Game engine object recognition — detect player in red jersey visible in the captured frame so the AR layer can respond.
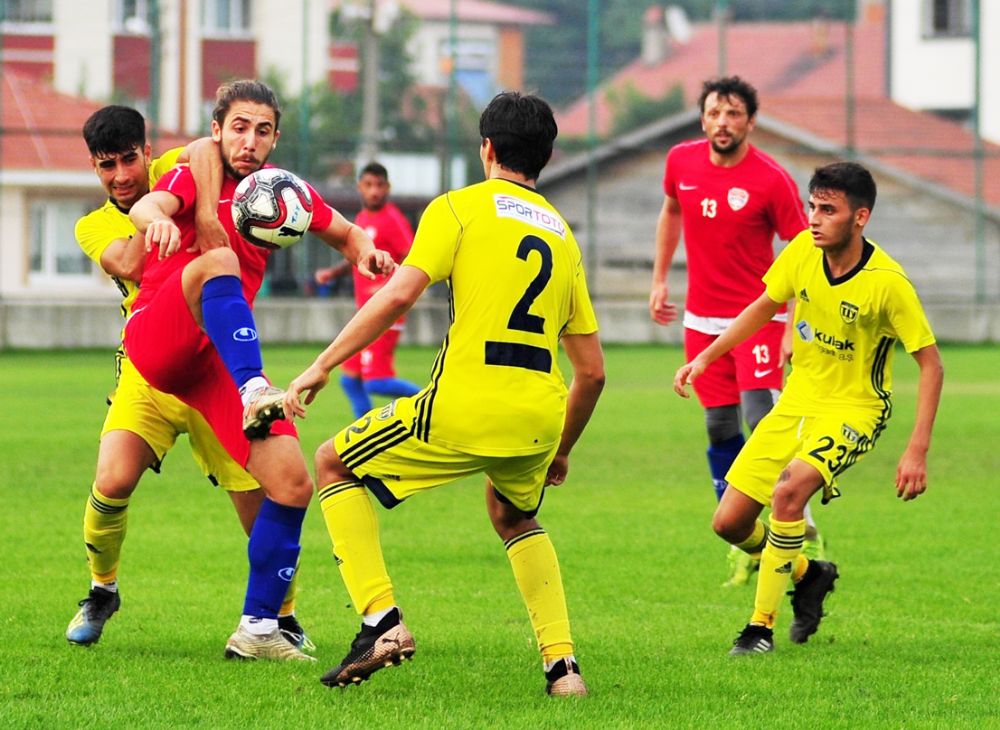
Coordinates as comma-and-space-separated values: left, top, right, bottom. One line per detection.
315, 162, 421, 417
125, 79, 393, 661
649, 76, 825, 584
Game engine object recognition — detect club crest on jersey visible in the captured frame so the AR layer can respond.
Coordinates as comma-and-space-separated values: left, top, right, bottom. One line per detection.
841, 424, 860, 444
727, 187, 749, 211
840, 301, 859, 324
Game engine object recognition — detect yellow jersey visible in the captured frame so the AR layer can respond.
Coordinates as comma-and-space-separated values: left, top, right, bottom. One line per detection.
75, 147, 184, 322
764, 231, 936, 416
403, 178, 599, 456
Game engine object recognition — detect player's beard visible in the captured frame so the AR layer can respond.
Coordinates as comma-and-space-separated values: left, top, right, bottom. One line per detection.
221, 148, 271, 181
709, 132, 745, 157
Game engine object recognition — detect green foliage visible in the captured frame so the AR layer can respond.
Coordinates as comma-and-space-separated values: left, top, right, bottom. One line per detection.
2, 344, 998, 728
606, 82, 685, 137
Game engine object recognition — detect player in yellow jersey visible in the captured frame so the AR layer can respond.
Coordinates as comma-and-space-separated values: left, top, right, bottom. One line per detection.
284, 92, 605, 695
674, 161, 943, 655
66, 106, 311, 651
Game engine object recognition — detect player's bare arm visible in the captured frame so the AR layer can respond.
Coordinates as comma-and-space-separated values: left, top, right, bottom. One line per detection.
285, 265, 430, 416
895, 344, 944, 501
780, 306, 796, 366
316, 214, 394, 280
673, 292, 783, 397
650, 195, 682, 325
185, 137, 228, 253
98, 234, 146, 282
545, 332, 606, 486
129, 190, 183, 260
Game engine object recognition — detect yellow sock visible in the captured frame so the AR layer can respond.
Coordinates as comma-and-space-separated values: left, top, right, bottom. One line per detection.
750, 516, 805, 628
317, 481, 394, 615
734, 519, 768, 558
505, 529, 573, 663
279, 558, 300, 617
83, 483, 130, 584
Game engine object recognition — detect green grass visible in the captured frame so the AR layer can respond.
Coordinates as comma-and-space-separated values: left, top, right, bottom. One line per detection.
1, 345, 998, 729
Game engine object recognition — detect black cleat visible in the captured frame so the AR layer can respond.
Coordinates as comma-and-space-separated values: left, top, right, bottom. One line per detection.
729, 623, 774, 655
66, 587, 121, 645
278, 614, 316, 652
320, 608, 415, 688
789, 560, 839, 644
545, 658, 588, 696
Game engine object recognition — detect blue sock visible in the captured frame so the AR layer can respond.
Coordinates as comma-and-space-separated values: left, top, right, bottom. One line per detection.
243, 499, 306, 619
707, 433, 745, 501
340, 374, 372, 418
201, 275, 263, 388
364, 377, 421, 399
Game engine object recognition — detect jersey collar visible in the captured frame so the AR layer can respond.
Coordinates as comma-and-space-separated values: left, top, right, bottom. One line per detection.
823, 237, 874, 286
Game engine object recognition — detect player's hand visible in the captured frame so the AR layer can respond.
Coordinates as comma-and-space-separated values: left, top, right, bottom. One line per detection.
284, 363, 330, 418
544, 454, 569, 486
144, 218, 183, 260
315, 267, 335, 285
191, 214, 229, 253
357, 250, 396, 280
673, 359, 705, 398
649, 284, 678, 325
895, 446, 928, 501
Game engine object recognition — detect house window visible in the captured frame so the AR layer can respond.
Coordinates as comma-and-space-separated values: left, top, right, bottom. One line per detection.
202, 0, 251, 35
29, 200, 93, 280
925, 0, 971, 37
113, 0, 151, 34
0, 0, 53, 24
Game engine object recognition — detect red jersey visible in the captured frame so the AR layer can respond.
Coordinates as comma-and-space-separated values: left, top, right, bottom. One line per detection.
133, 165, 335, 312
352, 202, 414, 307
663, 140, 806, 318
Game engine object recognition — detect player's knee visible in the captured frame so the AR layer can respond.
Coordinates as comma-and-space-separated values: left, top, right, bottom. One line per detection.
93, 466, 141, 500
711, 510, 745, 544
191, 247, 240, 281
314, 439, 351, 488
770, 484, 810, 520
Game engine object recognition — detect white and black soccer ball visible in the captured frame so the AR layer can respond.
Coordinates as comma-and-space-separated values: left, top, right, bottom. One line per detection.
231, 168, 314, 250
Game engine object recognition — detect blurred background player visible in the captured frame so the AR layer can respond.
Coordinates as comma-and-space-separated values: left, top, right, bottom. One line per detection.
314, 162, 421, 417
285, 91, 605, 696
649, 75, 826, 585
674, 161, 943, 655
126, 80, 390, 661
67, 105, 310, 651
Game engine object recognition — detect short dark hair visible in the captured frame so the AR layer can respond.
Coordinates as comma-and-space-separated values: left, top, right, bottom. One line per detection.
809, 161, 877, 212
212, 79, 281, 130
359, 161, 388, 181
478, 91, 557, 181
698, 75, 759, 119
83, 105, 146, 157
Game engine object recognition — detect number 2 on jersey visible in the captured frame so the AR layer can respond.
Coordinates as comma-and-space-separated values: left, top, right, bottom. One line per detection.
484, 235, 553, 373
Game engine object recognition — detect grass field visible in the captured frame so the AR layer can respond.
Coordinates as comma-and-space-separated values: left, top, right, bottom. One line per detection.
2, 344, 998, 729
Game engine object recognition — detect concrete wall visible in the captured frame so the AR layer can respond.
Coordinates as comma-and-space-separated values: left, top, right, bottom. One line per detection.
2, 297, 998, 349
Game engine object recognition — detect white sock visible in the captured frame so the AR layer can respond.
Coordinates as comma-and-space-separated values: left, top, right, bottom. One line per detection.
362, 606, 396, 627
544, 655, 576, 673
92, 580, 118, 593
239, 376, 270, 406
240, 615, 278, 635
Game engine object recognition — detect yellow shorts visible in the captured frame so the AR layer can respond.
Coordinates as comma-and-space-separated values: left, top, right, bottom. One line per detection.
333, 398, 558, 515
726, 409, 886, 507
102, 359, 258, 492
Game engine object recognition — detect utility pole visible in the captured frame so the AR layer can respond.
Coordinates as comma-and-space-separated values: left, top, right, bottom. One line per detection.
359, 0, 380, 163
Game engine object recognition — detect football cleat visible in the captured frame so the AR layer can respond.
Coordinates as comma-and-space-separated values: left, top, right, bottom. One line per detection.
66, 586, 121, 646
545, 658, 588, 697
729, 623, 775, 656
241, 385, 287, 440
321, 608, 415, 687
224, 625, 316, 662
788, 560, 839, 644
278, 614, 316, 653
722, 546, 760, 587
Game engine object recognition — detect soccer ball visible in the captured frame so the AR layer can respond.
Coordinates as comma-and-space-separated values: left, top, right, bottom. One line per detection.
231, 168, 314, 250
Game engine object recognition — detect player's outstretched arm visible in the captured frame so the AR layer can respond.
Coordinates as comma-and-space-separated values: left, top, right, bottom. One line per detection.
649, 196, 682, 326
895, 344, 944, 501
129, 190, 183, 260
673, 292, 782, 397
545, 332, 606, 486
315, 213, 395, 280
285, 265, 430, 417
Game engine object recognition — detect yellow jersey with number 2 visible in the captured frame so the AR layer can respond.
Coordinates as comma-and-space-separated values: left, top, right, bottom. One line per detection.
403, 178, 599, 457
